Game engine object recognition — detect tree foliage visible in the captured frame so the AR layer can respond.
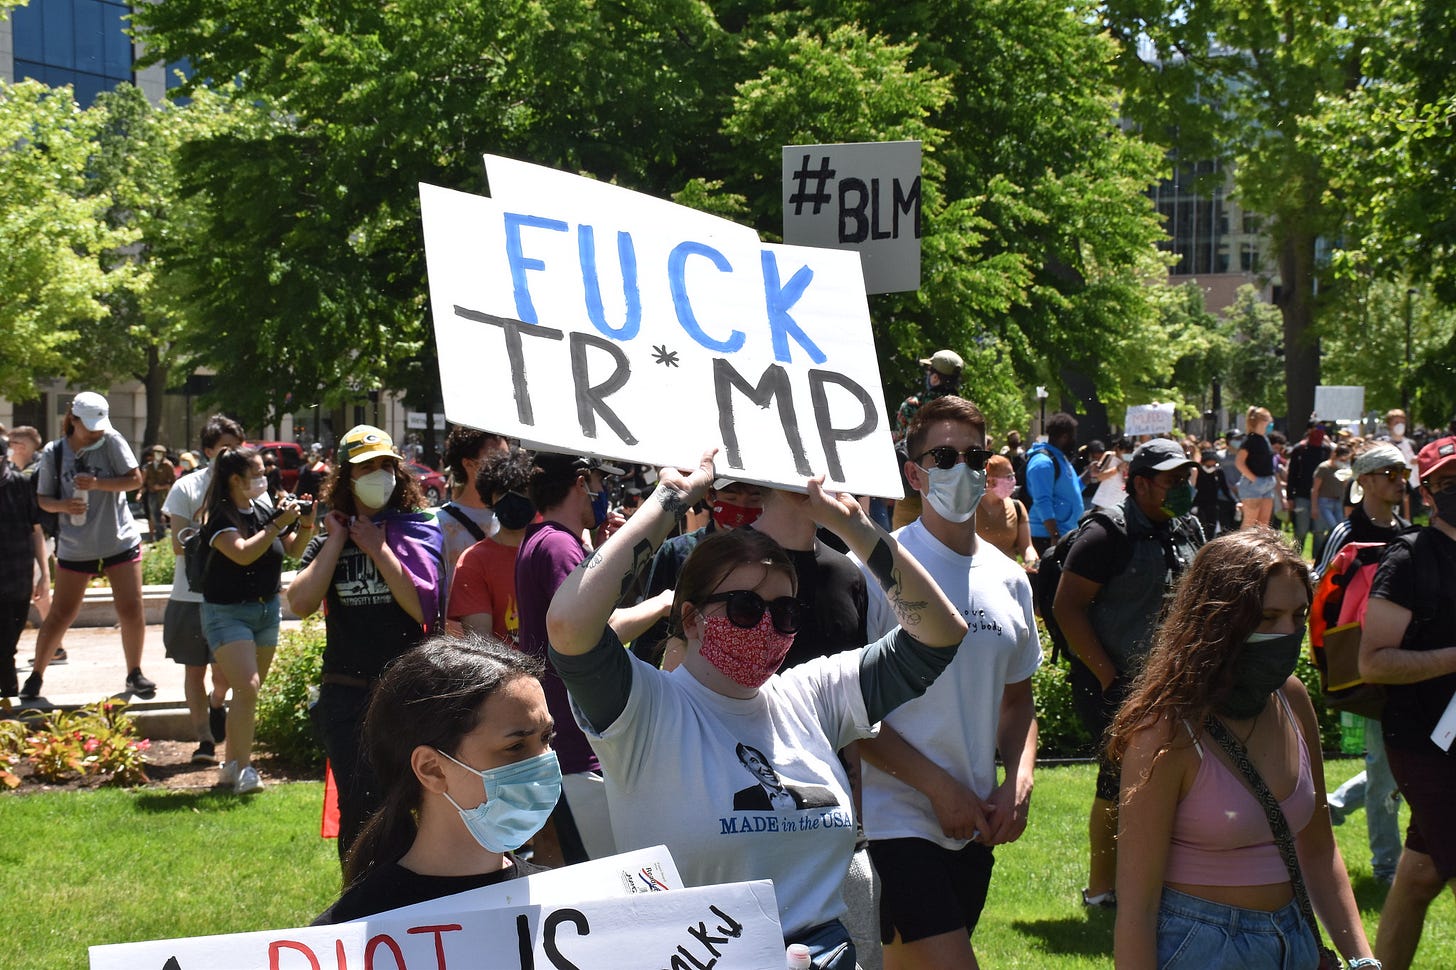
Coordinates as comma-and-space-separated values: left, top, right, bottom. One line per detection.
132, 0, 1171, 435
0, 80, 117, 401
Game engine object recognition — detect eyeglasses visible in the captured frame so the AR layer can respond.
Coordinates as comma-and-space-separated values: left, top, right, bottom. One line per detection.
699, 590, 802, 635
1372, 466, 1406, 482
915, 446, 993, 471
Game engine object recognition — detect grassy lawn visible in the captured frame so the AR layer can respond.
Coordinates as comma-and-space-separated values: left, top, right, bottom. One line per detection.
2, 761, 1451, 969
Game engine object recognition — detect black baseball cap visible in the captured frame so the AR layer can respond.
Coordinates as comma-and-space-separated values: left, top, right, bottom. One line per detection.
1129, 439, 1196, 476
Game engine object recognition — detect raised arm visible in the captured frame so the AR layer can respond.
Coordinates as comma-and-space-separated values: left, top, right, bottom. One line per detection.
548, 449, 717, 656
802, 478, 965, 648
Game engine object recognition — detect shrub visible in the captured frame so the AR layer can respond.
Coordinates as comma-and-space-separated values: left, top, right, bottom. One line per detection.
255, 615, 326, 770
141, 540, 175, 586
0, 701, 150, 787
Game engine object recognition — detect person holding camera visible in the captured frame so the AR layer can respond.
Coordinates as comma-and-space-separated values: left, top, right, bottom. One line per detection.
195, 446, 315, 794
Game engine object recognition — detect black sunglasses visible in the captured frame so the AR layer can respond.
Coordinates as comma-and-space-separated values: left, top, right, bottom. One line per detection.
700, 590, 802, 635
915, 446, 994, 472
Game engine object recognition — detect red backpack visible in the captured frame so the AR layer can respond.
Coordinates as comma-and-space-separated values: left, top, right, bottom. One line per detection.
1309, 533, 1417, 718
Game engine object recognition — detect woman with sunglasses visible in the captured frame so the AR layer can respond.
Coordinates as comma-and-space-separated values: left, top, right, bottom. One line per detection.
546, 450, 966, 969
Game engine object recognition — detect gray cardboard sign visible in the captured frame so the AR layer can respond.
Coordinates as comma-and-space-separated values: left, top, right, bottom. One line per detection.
782, 141, 922, 294
1313, 386, 1365, 423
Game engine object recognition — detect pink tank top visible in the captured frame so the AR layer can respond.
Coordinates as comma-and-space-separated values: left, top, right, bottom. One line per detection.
1163, 693, 1316, 886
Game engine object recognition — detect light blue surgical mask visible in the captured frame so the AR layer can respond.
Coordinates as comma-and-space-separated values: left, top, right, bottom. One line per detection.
922, 463, 986, 523
437, 749, 561, 853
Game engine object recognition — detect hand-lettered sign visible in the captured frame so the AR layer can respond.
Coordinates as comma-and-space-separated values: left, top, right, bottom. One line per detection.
420, 156, 902, 498
1124, 403, 1176, 437
781, 141, 922, 295
89, 880, 784, 970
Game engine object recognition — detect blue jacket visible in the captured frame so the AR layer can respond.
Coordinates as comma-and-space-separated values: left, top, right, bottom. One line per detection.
1026, 441, 1084, 537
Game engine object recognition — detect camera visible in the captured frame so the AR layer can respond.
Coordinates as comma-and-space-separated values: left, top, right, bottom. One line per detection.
296, 500, 314, 516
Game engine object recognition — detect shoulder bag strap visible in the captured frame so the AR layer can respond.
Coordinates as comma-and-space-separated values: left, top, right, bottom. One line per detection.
1202, 713, 1335, 961
441, 502, 486, 542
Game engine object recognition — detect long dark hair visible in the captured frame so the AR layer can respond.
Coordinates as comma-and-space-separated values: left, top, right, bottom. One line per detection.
1107, 527, 1311, 775
669, 528, 797, 638
342, 634, 545, 887
321, 455, 424, 517
198, 446, 260, 531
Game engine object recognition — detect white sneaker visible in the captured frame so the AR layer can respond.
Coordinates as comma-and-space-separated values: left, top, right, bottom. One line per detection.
218, 760, 240, 788
235, 765, 265, 795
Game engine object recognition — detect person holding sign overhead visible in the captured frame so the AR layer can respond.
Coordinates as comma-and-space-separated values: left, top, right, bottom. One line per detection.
315, 634, 553, 924
545, 448, 967, 969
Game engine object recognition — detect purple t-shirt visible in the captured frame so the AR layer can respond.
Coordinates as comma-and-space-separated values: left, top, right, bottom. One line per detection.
515, 520, 600, 775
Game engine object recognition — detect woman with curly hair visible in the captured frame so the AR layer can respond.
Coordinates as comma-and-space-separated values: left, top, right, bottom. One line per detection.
1110, 528, 1374, 969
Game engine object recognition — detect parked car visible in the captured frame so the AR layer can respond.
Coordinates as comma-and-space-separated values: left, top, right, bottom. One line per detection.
250, 441, 306, 492
407, 461, 448, 506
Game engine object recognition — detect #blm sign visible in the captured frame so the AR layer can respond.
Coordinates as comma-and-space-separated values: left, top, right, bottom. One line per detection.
1124, 403, 1176, 437
1313, 386, 1366, 424
420, 155, 902, 498
781, 141, 922, 295
90, 880, 784, 970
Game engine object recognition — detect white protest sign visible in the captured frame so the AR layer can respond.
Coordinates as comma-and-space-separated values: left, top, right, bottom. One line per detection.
1124, 402, 1176, 436
405, 412, 446, 431
781, 141, 922, 295
420, 156, 901, 497
1313, 386, 1366, 423
90, 880, 783, 970
375, 845, 681, 921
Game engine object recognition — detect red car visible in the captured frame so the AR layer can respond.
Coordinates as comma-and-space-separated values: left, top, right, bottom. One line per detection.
407, 461, 448, 506
250, 441, 305, 492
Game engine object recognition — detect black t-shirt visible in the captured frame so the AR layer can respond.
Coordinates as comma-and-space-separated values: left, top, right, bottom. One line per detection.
301, 533, 429, 679
1193, 465, 1235, 507
313, 854, 547, 924
0, 463, 40, 602
201, 503, 285, 603
1369, 527, 1456, 753
1240, 433, 1275, 477
1060, 517, 1128, 585
768, 536, 869, 671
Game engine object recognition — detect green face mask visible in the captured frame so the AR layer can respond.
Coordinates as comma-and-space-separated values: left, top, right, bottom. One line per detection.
1160, 481, 1195, 518
1216, 630, 1304, 720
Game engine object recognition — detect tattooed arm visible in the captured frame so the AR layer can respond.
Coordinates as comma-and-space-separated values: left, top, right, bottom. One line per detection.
547, 449, 717, 656
804, 477, 967, 649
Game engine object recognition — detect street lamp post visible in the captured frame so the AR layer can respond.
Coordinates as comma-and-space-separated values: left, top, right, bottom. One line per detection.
1036, 386, 1049, 440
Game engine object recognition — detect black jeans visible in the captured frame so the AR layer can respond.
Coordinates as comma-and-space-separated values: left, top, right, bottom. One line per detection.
0, 599, 27, 696
316, 683, 377, 863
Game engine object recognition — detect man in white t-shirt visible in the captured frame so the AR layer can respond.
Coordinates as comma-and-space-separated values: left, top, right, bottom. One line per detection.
162, 415, 244, 764
859, 394, 1041, 970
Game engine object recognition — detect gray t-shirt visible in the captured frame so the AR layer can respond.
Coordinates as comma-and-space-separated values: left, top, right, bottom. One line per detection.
37, 432, 140, 561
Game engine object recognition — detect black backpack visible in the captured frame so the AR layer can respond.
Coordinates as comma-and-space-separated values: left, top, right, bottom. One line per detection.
182, 524, 213, 593
34, 441, 62, 539
1034, 506, 1130, 663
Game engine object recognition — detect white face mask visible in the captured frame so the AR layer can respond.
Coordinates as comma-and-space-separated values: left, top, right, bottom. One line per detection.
351, 468, 396, 508
1391, 422, 1406, 437
922, 463, 987, 523
246, 476, 268, 500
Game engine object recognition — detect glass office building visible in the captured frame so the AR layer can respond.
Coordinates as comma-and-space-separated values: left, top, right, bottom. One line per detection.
1, 0, 166, 103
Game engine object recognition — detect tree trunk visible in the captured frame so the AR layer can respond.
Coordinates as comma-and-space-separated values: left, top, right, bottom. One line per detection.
1276, 230, 1320, 428
142, 345, 169, 451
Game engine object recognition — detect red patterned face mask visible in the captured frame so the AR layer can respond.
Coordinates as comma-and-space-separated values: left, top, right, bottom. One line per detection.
697, 614, 795, 688
711, 500, 762, 530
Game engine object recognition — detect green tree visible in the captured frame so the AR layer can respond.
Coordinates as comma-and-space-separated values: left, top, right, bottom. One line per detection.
0, 80, 116, 401
1221, 285, 1286, 421
1102, 0, 1383, 429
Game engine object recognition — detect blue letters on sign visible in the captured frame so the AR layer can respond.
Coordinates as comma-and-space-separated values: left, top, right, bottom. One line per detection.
578, 225, 642, 340
668, 241, 746, 353
761, 251, 827, 365
504, 212, 569, 325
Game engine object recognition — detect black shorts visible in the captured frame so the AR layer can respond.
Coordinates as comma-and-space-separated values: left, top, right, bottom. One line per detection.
1387, 743, 1456, 881
869, 837, 994, 944
58, 545, 141, 575
1069, 658, 1121, 802
163, 599, 211, 667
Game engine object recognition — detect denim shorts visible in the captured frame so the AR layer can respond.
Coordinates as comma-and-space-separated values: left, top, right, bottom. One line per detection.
200, 597, 281, 651
1157, 887, 1318, 969
1240, 474, 1279, 500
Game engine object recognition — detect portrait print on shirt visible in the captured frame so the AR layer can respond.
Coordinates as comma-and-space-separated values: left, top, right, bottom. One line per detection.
729, 742, 838, 812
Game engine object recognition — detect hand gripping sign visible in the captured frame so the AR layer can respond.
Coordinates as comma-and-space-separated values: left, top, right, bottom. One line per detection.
89, 881, 784, 970
419, 156, 903, 498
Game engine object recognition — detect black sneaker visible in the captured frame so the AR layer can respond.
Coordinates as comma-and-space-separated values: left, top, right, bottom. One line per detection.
125, 668, 157, 696
209, 704, 228, 743
191, 740, 218, 764
19, 673, 42, 701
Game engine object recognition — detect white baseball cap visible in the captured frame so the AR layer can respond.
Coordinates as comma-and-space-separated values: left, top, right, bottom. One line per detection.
71, 391, 113, 433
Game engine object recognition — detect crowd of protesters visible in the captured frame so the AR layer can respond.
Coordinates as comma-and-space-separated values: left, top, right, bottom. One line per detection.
6, 374, 1456, 970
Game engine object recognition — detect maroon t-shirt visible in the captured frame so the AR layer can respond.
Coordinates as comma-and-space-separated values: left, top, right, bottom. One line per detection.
515, 520, 600, 775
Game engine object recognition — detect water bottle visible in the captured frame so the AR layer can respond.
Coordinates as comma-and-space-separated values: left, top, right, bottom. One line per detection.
70, 477, 89, 527
785, 943, 812, 969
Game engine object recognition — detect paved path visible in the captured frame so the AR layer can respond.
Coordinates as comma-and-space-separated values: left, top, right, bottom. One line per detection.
10, 619, 303, 739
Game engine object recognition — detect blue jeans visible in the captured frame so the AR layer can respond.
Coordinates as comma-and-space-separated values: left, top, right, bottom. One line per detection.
1327, 717, 1401, 880
1290, 497, 1312, 553
1157, 888, 1318, 969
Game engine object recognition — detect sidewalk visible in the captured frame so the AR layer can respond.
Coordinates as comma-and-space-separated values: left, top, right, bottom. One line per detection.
9, 619, 303, 740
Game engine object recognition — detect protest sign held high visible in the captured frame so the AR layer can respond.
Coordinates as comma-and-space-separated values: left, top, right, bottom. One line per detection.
420, 156, 902, 498
1124, 402, 1176, 437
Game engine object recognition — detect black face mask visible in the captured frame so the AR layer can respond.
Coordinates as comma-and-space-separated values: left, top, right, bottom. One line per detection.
1430, 484, 1456, 526
1216, 631, 1304, 719
493, 492, 535, 530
